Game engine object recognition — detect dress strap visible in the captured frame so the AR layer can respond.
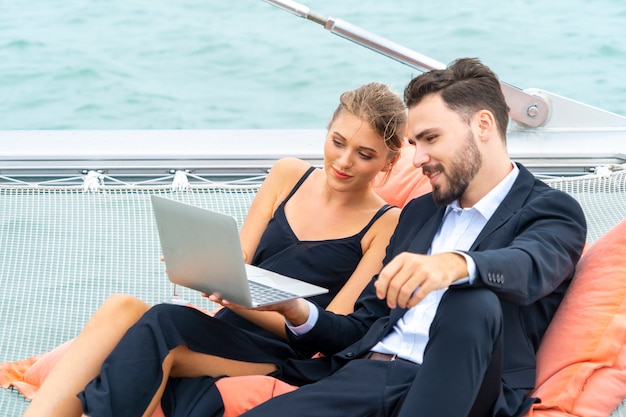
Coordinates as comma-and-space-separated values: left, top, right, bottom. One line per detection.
355, 204, 395, 238
278, 166, 317, 207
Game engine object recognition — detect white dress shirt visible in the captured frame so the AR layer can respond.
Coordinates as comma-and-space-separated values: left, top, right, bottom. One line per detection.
289, 163, 520, 365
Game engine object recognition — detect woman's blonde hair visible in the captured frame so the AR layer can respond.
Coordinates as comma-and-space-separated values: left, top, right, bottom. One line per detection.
328, 82, 406, 159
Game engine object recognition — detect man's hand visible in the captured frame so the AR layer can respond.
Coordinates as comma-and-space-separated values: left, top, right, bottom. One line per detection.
374, 252, 468, 309
206, 294, 311, 326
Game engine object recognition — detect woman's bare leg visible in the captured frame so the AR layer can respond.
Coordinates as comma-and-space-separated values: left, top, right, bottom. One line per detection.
138, 345, 278, 417
170, 345, 278, 378
23, 294, 150, 417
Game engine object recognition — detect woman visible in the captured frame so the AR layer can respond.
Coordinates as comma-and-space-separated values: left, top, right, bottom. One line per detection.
22, 81, 407, 417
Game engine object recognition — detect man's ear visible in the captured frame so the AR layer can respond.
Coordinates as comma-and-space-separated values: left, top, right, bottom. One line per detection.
476, 109, 496, 141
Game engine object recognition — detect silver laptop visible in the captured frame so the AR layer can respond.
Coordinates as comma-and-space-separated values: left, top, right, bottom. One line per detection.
149, 195, 328, 308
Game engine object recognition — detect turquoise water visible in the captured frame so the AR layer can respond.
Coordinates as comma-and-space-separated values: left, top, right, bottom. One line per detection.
1, 0, 625, 130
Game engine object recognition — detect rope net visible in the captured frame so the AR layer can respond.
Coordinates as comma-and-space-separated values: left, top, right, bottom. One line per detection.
1, 170, 625, 416
0, 184, 259, 415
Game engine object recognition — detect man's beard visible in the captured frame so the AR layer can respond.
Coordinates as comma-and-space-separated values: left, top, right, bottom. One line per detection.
429, 131, 482, 207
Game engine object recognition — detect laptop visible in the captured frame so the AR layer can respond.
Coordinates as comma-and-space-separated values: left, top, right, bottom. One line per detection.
149, 195, 328, 308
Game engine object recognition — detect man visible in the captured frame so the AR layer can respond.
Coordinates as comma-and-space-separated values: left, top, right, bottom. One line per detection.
237, 57, 587, 416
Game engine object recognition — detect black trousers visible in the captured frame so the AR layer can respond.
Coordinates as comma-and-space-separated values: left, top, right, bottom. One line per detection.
242, 288, 504, 417
80, 288, 504, 417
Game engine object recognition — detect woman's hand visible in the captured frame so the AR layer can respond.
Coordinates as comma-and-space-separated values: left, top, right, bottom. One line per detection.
203, 293, 247, 311
160, 255, 167, 274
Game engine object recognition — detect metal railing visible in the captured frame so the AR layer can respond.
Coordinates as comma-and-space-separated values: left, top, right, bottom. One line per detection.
262, 0, 626, 131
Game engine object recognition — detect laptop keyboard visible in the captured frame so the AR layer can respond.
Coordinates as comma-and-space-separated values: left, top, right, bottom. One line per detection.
248, 280, 299, 305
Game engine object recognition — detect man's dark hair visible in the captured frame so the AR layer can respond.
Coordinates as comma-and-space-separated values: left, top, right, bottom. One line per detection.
403, 58, 510, 140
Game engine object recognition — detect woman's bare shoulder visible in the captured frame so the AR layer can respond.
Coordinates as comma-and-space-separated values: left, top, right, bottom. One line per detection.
270, 157, 312, 174
378, 204, 401, 228
267, 157, 314, 185
367, 202, 401, 239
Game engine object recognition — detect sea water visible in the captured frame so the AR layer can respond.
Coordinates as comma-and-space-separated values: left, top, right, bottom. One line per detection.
0, 0, 625, 130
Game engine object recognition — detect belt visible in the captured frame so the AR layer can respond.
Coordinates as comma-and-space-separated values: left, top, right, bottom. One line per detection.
362, 351, 418, 365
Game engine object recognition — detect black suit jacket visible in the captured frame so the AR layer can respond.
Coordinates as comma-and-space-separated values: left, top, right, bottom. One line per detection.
279, 164, 586, 411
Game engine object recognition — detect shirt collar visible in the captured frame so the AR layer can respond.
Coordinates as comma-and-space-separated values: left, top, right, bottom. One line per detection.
446, 162, 519, 221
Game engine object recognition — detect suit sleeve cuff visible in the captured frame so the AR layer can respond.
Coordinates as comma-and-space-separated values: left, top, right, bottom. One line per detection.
286, 300, 319, 335
451, 251, 476, 285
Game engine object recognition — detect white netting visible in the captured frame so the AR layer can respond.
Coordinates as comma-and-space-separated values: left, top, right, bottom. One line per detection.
1, 170, 625, 416
544, 168, 626, 243
0, 184, 259, 416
